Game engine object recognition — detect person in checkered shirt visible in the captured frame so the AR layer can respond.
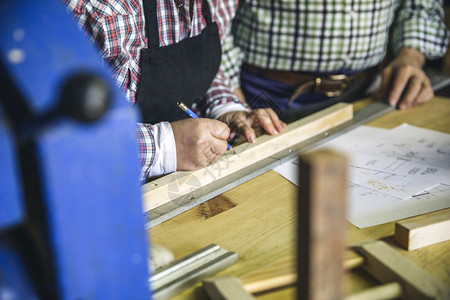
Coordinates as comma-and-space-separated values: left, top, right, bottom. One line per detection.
222, 0, 449, 121
64, 0, 287, 181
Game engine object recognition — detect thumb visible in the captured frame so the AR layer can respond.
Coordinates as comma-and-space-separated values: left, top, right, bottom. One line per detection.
207, 119, 231, 141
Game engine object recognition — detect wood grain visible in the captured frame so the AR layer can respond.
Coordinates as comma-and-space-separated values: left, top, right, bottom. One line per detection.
394, 209, 450, 251
149, 97, 450, 300
297, 150, 348, 300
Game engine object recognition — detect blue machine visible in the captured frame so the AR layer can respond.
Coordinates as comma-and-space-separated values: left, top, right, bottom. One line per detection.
0, 0, 151, 298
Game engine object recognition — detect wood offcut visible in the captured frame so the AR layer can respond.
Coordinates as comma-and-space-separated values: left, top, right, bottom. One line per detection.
394, 209, 450, 251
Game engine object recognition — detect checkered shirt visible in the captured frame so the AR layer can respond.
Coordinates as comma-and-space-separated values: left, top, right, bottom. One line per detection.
222, 0, 450, 89
64, 0, 243, 180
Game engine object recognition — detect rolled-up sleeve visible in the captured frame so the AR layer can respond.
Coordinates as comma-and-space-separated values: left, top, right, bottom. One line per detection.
392, 0, 449, 59
136, 122, 177, 181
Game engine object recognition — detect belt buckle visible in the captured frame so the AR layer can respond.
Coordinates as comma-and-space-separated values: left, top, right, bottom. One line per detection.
314, 74, 348, 97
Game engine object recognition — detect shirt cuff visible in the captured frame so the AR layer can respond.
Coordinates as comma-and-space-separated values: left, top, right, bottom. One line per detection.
149, 121, 177, 177
210, 102, 249, 119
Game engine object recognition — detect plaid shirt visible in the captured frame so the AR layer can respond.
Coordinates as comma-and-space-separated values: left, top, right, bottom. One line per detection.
64, 0, 244, 180
222, 0, 450, 89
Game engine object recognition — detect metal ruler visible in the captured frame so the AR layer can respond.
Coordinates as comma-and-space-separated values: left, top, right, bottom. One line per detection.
146, 101, 394, 228
150, 244, 237, 300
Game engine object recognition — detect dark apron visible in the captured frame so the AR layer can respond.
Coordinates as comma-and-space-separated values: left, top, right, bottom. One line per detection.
136, 0, 222, 124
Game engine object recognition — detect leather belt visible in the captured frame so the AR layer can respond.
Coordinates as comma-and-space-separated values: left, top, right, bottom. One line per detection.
242, 63, 366, 107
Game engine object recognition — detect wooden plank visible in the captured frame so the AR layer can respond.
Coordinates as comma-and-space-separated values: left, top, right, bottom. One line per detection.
142, 103, 353, 212
297, 149, 348, 300
203, 276, 255, 300
353, 241, 450, 300
394, 209, 450, 251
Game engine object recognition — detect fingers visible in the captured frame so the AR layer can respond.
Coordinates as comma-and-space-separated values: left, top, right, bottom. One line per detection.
381, 63, 433, 110
232, 117, 256, 143
217, 109, 286, 144
253, 108, 287, 134
397, 76, 433, 109
379, 67, 393, 102
171, 118, 229, 170
203, 149, 220, 165
217, 111, 257, 143
202, 119, 229, 164
415, 82, 434, 106
207, 133, 229, 156
388, 66, 413, 107
266, 109, 287, 133
207, 119, 231, 141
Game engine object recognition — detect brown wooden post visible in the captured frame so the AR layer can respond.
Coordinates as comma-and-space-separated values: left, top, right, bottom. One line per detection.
297, 149, 347, 300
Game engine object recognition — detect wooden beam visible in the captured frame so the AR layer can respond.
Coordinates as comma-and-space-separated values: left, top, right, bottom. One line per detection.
297, 149, 348, 300
343, 249, 366, 270
142, 103, 353, 212
237, 250, 366, 294
240, 256, 297, 294
394, 209, 450, 251
352, 240, 450, 300
345, 282, 403, 300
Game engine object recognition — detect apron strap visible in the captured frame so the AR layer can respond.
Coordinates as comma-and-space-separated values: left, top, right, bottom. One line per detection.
143, 0, 159, 49
201, 0, 213, 25
143, 0, 214, 49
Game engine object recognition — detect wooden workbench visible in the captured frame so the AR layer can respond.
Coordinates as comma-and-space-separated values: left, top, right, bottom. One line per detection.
149, 96, 450, 299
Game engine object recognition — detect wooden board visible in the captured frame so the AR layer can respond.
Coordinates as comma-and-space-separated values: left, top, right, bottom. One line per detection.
394, 209, 450, 251
353, 241, 450, 300
297, 150, 347, 300
142, 103, 353, 212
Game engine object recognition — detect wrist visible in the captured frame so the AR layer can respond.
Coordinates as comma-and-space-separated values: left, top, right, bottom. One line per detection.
396, 48, 425, 68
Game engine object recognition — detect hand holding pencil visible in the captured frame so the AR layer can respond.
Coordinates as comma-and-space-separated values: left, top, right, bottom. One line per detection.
170, 102, 235, 171
177, 102, 235, 154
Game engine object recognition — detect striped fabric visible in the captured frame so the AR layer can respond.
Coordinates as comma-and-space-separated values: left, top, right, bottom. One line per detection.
64, 0, 243, 180
222, 0, 449, 89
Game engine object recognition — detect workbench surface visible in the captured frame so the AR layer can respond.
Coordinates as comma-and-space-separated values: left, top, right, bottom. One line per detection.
149, 97, 450, 299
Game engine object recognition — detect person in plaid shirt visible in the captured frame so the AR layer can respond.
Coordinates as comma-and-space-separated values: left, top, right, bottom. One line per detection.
222, 0, 449, 120
64, 0, 286, 181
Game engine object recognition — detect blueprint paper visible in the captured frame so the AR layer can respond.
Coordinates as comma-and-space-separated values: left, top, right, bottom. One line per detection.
347, 183, 450, 228
349, 167, 438, 200
274, 124, 450, 228
351, 153, 450, 185
347, 124, 450, 185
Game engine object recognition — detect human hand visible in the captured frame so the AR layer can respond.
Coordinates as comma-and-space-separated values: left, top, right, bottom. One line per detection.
379, 48, 433, 110
170, 118, 230, 170
217, 108, 287, 143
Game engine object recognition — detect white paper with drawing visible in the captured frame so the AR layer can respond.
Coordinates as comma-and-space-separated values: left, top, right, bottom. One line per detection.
274, 124, 450, 228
